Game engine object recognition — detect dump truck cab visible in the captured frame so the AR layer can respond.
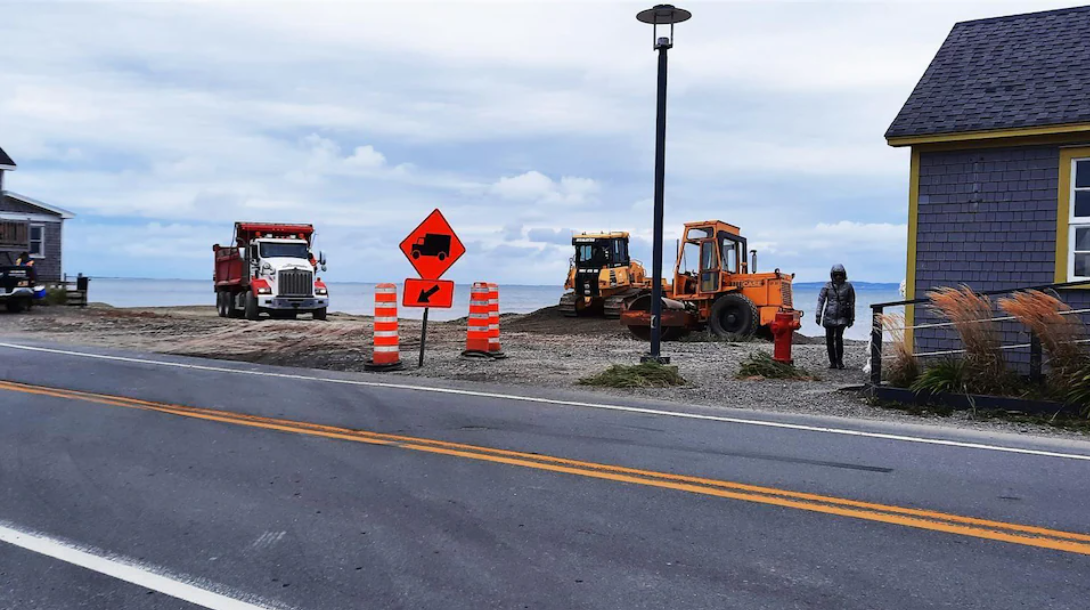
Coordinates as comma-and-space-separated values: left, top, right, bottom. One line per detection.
560, 232, 648, 317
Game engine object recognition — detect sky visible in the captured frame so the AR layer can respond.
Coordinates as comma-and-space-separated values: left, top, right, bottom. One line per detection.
1, 0, 1085, 285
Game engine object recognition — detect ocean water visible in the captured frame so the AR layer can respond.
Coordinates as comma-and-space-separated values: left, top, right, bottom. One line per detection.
85, 278, 902, 341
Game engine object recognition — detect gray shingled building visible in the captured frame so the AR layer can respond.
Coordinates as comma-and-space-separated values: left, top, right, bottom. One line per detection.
886, 5, 1090, 360
0, 146, 75, 283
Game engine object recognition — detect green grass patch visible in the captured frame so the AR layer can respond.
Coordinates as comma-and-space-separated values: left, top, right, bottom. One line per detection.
578, 362, 687, 389
736, 351, 817, 381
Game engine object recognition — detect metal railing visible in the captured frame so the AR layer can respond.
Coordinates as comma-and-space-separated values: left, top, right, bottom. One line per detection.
868, 279, 1090, 388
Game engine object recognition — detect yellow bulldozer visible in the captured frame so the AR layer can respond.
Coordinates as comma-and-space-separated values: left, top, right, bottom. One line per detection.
559, 232, 649, 317
620, 220, 800, 341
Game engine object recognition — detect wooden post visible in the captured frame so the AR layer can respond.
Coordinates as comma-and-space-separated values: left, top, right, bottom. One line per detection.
1029, 332, 1043, 384
869, 306, 884, 388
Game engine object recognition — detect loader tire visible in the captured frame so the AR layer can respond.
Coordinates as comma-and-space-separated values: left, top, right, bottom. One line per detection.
709, 293, 758, 341
245, 293, 260, 321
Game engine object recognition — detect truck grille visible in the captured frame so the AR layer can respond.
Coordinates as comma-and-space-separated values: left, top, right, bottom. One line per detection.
278, 269, 313, 297
781, 282, 793, 308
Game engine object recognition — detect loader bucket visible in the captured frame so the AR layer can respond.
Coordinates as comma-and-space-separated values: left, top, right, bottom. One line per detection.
619, 294, 695, 341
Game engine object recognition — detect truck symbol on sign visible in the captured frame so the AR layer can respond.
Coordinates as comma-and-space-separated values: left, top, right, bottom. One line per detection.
411, 234, 452, 261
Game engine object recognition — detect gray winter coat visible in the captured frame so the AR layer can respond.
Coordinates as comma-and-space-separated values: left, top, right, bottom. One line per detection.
816, 265, 856, 328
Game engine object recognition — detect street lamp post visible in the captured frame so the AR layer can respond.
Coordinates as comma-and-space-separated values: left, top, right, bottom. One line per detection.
637, 4, 691, 365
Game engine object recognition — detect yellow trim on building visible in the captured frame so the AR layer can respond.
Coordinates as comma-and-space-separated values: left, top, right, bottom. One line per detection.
905, 148, 920, 352
887, 122, 1090, 148
1055, 147, 1090, 284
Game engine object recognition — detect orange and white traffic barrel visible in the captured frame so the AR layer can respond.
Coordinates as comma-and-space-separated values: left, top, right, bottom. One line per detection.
486, 282, 506, 359
365, 283, 403, 371
461, 282, 492, 358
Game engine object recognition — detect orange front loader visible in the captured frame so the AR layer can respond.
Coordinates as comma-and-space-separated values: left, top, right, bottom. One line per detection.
620, 220, 801, 341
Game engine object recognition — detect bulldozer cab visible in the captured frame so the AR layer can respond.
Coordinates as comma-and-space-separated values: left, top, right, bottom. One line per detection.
675, 221, 748, 298
573, 234, 629, 269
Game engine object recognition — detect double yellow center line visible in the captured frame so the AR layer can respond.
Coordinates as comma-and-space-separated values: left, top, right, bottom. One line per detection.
4, 379, 1090, 556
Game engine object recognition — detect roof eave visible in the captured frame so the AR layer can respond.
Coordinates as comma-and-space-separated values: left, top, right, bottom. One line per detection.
886, 122, 1090, 147
2, 191, 76, 219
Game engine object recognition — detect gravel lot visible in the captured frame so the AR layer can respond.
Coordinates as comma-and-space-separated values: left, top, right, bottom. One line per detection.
0, 304, 1085, 439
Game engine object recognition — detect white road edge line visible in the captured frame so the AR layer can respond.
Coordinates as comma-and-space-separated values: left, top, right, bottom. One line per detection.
3, 341, 1090, 462
0, 521, 288, 610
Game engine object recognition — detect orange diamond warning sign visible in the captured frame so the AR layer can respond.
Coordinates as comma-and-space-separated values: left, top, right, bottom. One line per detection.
399, 209, 465, 280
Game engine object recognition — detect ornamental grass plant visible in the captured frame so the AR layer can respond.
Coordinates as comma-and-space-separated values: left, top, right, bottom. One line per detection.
927, 286, 1010, 394
881, 312, 918, 388
998, 290, 1088, 386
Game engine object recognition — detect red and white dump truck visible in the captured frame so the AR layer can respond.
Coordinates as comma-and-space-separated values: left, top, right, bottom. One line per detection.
213, 222, 329, 321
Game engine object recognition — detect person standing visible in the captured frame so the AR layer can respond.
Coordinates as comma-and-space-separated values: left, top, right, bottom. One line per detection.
816, 264, 855, 369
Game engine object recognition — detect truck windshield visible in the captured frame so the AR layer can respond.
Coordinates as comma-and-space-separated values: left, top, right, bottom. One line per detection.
259, 243, 310, 259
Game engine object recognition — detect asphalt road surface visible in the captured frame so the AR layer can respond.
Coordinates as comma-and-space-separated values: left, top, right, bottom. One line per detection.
1, 339, 1089, 609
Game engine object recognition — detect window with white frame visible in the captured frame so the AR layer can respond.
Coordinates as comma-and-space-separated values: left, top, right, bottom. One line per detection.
29, 224, 44, 258
1070, 159, 1090, 280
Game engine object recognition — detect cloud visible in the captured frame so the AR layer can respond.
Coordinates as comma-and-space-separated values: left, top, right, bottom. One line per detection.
4, 0, 1075, 286
526, 227, 577, 246
490, 171, 600, 205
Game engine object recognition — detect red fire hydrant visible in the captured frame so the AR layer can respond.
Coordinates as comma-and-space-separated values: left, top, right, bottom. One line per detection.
771, 310, 802, 365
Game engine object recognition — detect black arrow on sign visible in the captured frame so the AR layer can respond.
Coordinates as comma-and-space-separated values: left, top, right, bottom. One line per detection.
418, 284, 441, 303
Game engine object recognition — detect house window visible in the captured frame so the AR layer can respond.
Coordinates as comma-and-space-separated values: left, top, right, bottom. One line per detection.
29, 224, 44, 258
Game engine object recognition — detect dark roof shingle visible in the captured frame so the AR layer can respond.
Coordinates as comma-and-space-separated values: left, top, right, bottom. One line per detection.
0, 146, 13, 168
886, 5, 1090, 140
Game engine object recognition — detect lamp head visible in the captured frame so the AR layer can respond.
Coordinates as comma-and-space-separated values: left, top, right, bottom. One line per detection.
636, 4, 692, 49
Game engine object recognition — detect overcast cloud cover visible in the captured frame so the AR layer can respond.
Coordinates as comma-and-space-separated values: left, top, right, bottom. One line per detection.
2, 0, 1083, 284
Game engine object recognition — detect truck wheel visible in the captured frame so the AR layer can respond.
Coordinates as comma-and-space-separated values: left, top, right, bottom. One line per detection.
709, 293, 759, 341
437, 251, 447, 261
216, 292, 227, 318
5, 299, 27, 314
225, 294, 241, 318
245, 293, 260, 321
411, 250, 421, 259
313, 308, 327, 321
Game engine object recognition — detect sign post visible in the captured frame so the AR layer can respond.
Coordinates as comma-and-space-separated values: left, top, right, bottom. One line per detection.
399, 209, 464, 367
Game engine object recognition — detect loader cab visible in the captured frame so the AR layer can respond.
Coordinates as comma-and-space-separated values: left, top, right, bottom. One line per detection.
675, 222, 748, 298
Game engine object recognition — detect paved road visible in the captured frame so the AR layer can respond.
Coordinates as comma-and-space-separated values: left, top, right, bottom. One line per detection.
1, 340, 1088, 609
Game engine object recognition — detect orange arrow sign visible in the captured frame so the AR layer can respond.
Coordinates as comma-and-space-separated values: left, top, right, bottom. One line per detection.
402, 279, 454, 308
399, 209, 465, 280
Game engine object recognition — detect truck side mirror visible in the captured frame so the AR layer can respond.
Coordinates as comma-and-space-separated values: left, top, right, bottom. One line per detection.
319, 251, 326, 265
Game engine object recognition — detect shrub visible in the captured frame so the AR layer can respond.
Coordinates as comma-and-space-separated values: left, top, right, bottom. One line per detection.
928, 286, 1009, 394
1062, 361, 1090, 417
910, 359, 969, 396
998, 290, 1088, 391
578, 362, 687, 389
881, 312, 918, 388
43, 286, 68, 306
736, 351, 816, 381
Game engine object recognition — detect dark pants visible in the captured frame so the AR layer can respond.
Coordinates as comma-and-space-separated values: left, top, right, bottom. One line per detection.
825, 325, 845, 366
